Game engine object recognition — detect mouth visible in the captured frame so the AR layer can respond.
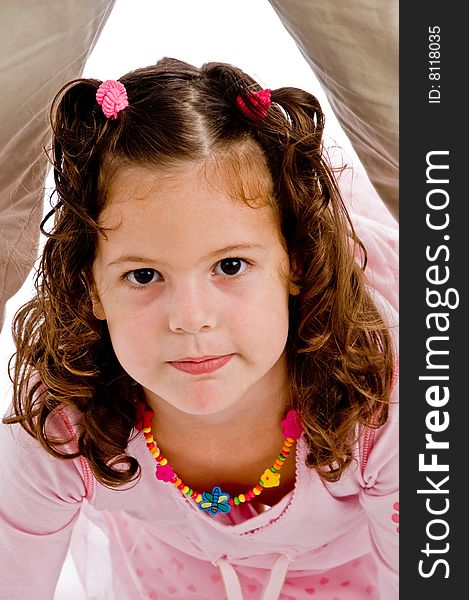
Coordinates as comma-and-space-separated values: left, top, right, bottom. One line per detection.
168, 354, 233, 375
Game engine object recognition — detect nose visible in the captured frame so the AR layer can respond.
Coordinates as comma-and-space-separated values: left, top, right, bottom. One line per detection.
168, 279, 216, 334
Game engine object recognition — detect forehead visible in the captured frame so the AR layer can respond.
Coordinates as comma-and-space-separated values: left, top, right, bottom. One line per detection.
96, 157, 283, 260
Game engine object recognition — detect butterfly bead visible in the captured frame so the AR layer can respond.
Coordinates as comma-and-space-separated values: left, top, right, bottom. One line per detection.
198, 486, 231, 515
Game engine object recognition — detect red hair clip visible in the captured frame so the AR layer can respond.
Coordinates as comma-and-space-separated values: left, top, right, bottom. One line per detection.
236, 88, 271, 121
96, 80, 129, 119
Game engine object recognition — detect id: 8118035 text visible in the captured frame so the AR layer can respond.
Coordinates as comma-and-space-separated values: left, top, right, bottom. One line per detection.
428, 26, 441, 104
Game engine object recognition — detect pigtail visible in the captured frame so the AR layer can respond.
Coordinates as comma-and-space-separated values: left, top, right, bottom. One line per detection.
251, 86, 362, 288
265, 88, 327, 219
38, 79, 107, 345
247, 86, 391, 480
48, 78, 124, 225
42, 77, 131, 300
7, 78, 141, 487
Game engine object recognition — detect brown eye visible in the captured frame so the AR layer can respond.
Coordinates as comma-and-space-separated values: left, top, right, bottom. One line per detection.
213, 258, 249, 276
127, 269, 160, 285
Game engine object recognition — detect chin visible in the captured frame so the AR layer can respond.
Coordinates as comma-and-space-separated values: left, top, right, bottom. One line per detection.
142, 381, 235, 416
179, 402, 229, 417
174, 390, 235, 416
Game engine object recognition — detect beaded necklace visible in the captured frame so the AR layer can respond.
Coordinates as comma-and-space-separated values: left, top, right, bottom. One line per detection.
136, 404, 303, 516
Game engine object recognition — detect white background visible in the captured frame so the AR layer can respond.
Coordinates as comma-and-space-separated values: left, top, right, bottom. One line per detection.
0, 1, 380, 597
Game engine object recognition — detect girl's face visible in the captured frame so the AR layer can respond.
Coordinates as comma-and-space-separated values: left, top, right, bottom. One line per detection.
92, 163, 293, 418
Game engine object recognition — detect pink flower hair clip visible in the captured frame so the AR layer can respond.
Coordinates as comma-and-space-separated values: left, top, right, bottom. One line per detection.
96, 79, 129, 119
236, 88, 271, 122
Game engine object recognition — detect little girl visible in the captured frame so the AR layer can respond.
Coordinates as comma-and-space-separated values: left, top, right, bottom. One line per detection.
1, 58, 398, 600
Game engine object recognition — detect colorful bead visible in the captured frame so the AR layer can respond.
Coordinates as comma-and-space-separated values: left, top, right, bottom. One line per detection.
140, 403, 302, 515
155, 463, 175, 482
281, 410, 303, 440
198, 487, 231, 514
261, 469, 281, 488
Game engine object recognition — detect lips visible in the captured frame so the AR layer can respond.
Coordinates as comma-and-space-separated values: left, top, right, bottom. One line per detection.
169, 354, 233, 375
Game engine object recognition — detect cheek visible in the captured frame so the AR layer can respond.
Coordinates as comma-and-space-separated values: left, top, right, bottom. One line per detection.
106, 322, 138, 363
108, 331, 158, 384
105, 311, 161, 370
230, 284, 289, 347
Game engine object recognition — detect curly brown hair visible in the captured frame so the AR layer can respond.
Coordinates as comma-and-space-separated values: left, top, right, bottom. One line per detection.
4, 57, 394, 487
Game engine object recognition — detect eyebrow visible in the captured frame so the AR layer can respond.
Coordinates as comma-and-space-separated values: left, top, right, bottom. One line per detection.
106, 243, 267, 268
